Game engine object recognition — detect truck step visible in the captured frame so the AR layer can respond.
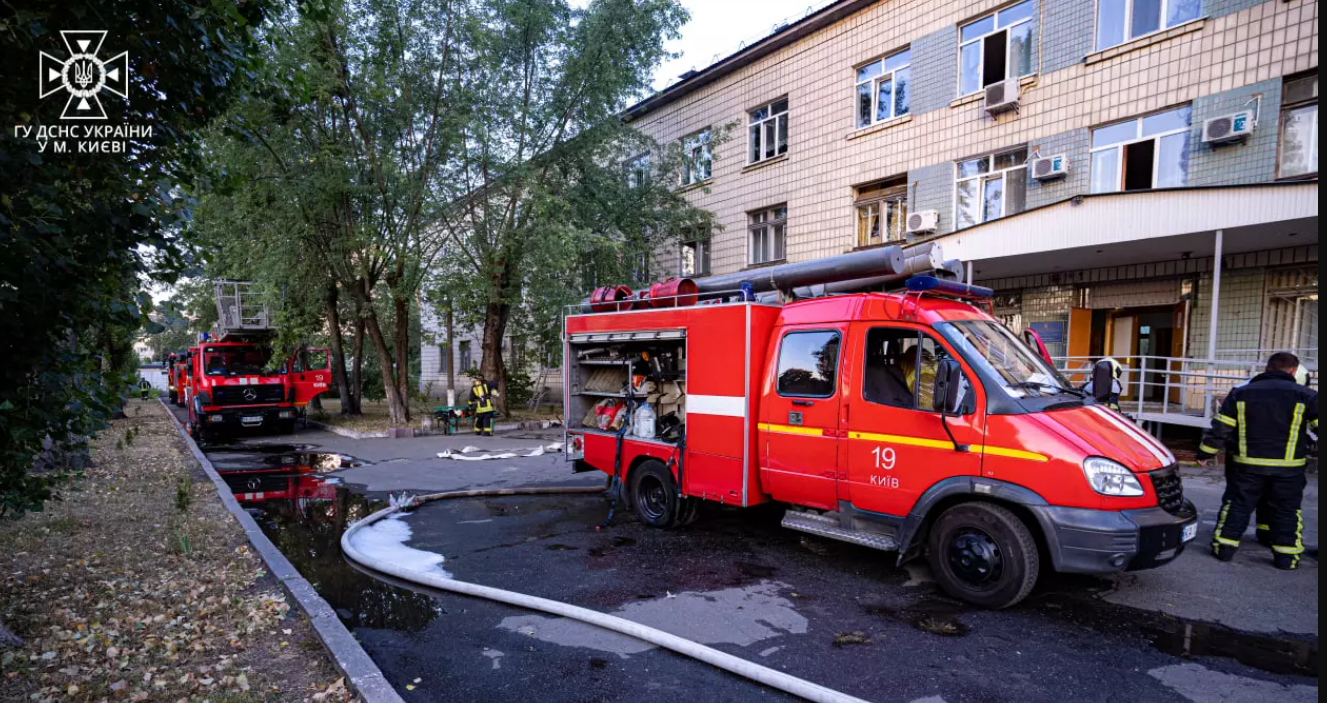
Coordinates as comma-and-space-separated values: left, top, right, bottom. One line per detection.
781, 511, 898, 552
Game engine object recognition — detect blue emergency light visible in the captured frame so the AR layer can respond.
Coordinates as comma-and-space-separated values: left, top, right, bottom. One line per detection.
905, 276, 994, 300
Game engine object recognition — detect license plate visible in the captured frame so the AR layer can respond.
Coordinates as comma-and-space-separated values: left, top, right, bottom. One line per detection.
1181, 523, 1198, 543
241, 415, 263, 424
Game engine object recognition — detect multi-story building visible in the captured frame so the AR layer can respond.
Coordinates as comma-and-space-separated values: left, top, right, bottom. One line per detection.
623, 0, 1317, 429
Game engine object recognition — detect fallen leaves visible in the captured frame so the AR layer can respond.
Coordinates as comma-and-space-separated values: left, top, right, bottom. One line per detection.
0, 400, 359, 703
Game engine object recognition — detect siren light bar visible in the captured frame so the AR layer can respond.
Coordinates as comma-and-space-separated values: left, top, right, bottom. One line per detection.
905, 276, 994, 300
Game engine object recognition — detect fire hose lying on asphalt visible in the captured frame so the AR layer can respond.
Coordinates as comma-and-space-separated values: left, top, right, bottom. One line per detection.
341, 485, 874, 703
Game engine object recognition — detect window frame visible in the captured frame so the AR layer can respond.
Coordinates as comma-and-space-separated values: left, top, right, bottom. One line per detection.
748, 205, 788, 266
679, 235, 712, 277
952, 147, 1029, 230
1277, 75, 1319, 180
957, 1, 1036, 98
1088, 105, 1191, 193
625, 152, 650, 188
680, 128, 713, 186
854, 182, 909, 247
853, 48, 912, 129
748, 98, 790, 165
775, 329, 843, 399
1094, 0, 1203, 52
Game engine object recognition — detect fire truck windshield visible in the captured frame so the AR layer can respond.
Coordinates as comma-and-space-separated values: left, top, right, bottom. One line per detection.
202, 345, 276, 377
936, 320, 1075, 399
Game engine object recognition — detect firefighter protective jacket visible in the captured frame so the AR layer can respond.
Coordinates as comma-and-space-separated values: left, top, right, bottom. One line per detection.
469, 381, 496, 414
1198, 370, 1319, 474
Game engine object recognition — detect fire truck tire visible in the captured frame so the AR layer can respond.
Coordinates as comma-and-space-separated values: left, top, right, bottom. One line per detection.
630, 460, 679, 528
168, 390, 177, 405
926, 502, 1039, 610
278, 420, 296, 435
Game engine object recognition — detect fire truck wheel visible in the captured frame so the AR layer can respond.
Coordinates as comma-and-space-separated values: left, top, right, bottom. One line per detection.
926, 502, 1039, 610
168, 391, 177, 405
278, 420, 296, 435
630, 460, 679, 529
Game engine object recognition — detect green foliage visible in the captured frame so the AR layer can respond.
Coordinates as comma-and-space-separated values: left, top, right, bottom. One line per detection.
0, 0, 276, 518
174, 476, 193, 515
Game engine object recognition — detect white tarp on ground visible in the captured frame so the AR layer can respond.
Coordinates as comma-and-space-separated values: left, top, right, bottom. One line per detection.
436, 443, 564, 461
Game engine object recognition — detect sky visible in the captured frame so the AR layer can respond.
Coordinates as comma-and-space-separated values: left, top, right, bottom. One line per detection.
650, 0, 831, 92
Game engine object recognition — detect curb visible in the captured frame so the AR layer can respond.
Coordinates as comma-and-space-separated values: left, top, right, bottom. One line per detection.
157, 399, 405, 703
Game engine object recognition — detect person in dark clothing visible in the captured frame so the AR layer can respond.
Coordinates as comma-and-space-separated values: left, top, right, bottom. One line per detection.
1198, 352, 1318, 570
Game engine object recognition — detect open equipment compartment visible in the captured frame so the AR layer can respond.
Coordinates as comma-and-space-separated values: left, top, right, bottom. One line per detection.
567, 329, 687, 444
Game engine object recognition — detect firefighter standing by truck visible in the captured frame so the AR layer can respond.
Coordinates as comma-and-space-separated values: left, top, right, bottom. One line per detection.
1198, 352, 1318, 570
469, 376, 498, 437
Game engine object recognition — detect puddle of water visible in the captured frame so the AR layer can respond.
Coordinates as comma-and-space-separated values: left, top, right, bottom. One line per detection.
1033, 591, 1318, 678
212, 458, 443, 633
496, 580, 808, 658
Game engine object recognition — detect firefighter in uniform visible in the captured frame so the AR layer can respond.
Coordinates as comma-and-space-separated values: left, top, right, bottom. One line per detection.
469, 377, 497, 437
1198, 352, 1318, 570
138, 377, 152, 400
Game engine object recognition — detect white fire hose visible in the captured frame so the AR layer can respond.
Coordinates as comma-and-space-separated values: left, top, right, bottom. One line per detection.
341, 486, 874, 703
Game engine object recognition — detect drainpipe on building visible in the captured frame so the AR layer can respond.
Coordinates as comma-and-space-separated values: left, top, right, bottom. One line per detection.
1204, 229, 1224, 420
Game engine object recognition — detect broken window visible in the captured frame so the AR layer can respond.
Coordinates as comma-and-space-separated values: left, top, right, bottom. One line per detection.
1089, 106, 1191, 193
959, 1, 1035, 96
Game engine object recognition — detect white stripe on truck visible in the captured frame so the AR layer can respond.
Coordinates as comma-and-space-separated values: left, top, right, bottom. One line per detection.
687, 394, 747, 418
1089, 405, 1174, 466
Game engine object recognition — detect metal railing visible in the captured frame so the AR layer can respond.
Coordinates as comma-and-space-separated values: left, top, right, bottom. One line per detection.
1052, 354, 1315, 428
213, 281, 272, 336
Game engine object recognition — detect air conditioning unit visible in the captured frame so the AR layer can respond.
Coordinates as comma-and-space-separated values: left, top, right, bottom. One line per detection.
984, 79, 1020, 115
1202, 110, 1256, 144
1031, 153, 1070, 180
906, 210, 939, 235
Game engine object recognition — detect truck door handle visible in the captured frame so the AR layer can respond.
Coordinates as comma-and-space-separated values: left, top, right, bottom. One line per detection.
792, 400, 814, 407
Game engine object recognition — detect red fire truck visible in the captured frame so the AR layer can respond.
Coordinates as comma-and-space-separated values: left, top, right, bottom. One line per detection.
564, 252, 1197, 609
181, 282, 332, 442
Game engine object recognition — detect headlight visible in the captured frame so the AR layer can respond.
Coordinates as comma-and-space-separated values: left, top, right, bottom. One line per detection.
1082, 457, 1145, 497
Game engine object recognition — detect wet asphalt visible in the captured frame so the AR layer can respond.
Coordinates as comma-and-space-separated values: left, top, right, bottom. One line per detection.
168, 405, 1318, 703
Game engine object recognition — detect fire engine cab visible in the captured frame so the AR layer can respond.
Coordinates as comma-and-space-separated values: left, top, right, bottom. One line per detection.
182, 282, 331, 442
564, 249, 1198, 609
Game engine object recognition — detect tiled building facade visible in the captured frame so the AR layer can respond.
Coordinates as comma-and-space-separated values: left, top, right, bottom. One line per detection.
622, 0, 1317, 424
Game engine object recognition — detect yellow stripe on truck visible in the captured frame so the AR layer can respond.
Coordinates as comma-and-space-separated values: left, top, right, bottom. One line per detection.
757, 423, 826, 437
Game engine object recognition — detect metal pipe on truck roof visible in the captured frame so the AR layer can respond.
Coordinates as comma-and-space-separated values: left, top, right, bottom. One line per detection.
692, 244, 905, 295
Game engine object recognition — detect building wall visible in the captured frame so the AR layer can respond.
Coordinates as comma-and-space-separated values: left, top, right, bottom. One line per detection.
1188, 78, 1284, 186
631, 0, 1317, 270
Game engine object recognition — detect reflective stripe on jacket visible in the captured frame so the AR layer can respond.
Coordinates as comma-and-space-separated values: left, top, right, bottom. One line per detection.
1198, 370, 1319, 474
470, 382, 495, 414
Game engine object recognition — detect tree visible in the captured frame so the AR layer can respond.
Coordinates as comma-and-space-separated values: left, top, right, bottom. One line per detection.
1, 0, 276, 519
431, 0, 710, 414
192, 0, 471, 426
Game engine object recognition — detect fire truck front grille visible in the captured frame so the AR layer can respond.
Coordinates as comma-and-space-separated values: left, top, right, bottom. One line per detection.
1149, 467, 1185, 515
211, 384, 285, 405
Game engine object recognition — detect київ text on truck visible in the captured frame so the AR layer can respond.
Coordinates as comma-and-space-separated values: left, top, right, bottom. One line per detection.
563, 247, 1198, 609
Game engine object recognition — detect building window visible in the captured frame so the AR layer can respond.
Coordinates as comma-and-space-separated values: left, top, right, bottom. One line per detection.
748, 205, 787, 265
1089, 105, 1191, 193
1096, 0, 1201, 51
959, 1, 1035, 97
626, 153, 650, 188
855, 178, 908, 247
955, 148, 1028, 229
748, 98, 789, 164
437, 345, 450, 373
1279, 75, 1318, 179
855, 49, 911, 128
680, 235, 711, 277
680, 128, 713, 186
459, 341, 473, 372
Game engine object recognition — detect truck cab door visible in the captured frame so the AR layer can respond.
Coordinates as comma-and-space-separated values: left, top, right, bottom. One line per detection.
758, 327, 844, 511
288, 347, 332, 407
844, 324, 984, 517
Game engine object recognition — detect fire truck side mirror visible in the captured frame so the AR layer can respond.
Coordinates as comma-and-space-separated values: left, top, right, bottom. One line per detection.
932, 359, 965, 416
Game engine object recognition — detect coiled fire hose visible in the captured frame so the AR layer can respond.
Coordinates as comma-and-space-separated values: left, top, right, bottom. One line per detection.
341, 486, 873, 703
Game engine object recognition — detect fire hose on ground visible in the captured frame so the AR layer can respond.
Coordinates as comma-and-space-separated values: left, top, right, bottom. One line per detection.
340, 485, 874, 703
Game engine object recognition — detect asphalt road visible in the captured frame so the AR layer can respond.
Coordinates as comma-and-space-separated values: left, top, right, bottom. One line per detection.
168, 405, 1318, 703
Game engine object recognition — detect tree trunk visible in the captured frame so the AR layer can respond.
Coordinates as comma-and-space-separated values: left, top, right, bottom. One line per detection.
391, 289, 412, 422
445, 302, 455, 398
480, 300, 511, 417
325, 283, 355, 415
350, 314, 365, 415
349, 288, 409, 426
